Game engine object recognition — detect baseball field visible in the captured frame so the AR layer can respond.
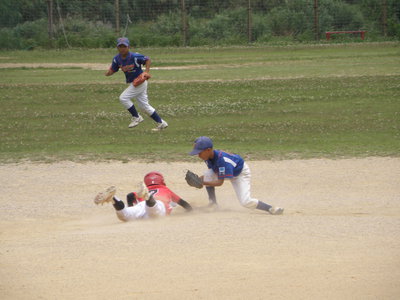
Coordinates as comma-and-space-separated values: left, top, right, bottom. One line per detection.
0, 43, 399, 299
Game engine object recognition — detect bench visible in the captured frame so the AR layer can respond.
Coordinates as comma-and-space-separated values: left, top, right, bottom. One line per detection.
325, 31, 366, 41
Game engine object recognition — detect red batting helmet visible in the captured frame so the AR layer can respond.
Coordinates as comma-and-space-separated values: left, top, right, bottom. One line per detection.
144, 171, 166, 186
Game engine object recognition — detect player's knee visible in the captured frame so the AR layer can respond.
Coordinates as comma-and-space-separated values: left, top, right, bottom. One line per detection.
146, 200, 166, 217
240, 198, 258, 209
119, 95, 132, 109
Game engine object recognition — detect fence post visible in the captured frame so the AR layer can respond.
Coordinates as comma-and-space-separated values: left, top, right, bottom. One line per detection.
115, 0, 120, 35
181, 0, 188, 46
382, 0, 387, 36
314, 0, 319, 41
247, 0, 252, 43
47, 0, 54, 40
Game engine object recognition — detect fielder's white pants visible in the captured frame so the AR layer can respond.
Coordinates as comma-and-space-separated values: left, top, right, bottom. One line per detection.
119, 81, 156, 116
203, 163, 258, 209
116, 200, 166, 222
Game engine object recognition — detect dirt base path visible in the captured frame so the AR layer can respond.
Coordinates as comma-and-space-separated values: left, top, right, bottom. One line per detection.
1, 158, 399, 299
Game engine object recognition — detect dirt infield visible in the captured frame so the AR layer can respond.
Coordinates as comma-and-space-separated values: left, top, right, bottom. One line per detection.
1, 158, 399, 299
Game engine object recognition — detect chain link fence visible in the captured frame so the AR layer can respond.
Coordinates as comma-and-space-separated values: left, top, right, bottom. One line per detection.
0, 0, 399, 49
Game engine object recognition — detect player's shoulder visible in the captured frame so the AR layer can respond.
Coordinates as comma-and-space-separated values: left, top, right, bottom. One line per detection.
214, 150, 228, 164
216, 149, 227, 159
132, 52, 149, 60
112, 53, 120, 61
131, 51, 145, 57
218, 149, 243, 161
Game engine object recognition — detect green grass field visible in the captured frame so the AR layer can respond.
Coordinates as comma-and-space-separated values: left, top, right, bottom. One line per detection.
0, 43, 399, 163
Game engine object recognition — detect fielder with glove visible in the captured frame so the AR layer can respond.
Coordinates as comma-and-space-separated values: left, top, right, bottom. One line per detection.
187, 136, 284, 215
105, 37, 168, 131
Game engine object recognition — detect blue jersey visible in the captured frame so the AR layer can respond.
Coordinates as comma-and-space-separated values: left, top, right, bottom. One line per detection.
205, 150, 244, 179
110, 52, 149, 83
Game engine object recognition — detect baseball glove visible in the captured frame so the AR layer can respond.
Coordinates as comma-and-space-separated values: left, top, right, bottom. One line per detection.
185, 170, 203, 189
133, 72, 151, 87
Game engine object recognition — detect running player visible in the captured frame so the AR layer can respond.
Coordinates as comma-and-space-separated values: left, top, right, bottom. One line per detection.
94, 172, 192, 221
189, 136, 284, 215
105, 37, 168, 131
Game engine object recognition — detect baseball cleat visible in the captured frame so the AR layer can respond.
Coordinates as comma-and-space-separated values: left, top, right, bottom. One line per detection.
208, 201, 218, 208
152, 119, 168, 131
94, 186, 116, 205
268, 206, 284, 215
137, 182, 149, 200
128, 115, 144, 128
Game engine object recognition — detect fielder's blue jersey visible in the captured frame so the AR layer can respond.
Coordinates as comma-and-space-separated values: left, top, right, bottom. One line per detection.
205, 150, 244, 179
110, 52, 149, 83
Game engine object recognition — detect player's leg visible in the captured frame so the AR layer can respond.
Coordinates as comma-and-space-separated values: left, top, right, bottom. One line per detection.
137, 182, 167, 217
203, 169, 218, 206
230, 169, 258, 209
115, 200, 147, 221
119, 85, 144, 128
206, 187, 217, 206
145, 199, 167, 218
135, 81, 168, 131
94, 186, 146, 221
231, 163, 284, 215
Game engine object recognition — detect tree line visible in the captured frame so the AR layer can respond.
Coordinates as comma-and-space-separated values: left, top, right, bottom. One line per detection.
0, 0, 398, 49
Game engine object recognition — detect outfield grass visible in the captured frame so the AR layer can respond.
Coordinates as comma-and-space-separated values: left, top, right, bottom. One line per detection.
0, 43, 399, 162
0, 42, 398, 66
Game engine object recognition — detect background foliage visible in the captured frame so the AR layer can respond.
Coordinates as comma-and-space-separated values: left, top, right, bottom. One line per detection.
0, 0, 399, 49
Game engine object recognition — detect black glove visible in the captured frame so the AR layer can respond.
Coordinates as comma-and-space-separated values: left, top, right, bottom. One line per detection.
185, 170, 203, 189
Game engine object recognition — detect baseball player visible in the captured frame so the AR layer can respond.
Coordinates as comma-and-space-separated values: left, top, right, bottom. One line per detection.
189, 136, 284, 215
105, 37, 168, 131
94, 171, 192, 221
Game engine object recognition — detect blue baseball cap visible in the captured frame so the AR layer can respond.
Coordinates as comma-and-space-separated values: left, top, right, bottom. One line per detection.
117, 37, 130, 47
189, 136, 213, 155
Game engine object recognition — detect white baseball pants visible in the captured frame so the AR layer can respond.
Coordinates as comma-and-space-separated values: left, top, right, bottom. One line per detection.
203, 163, 258, 209
116, 200, 166, 222
119, 81, 156, 116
